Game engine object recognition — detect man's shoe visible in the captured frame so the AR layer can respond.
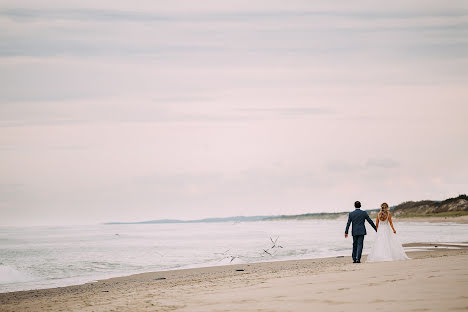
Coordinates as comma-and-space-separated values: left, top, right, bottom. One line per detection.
356, 260, 361, 263
353, 260, 357, 263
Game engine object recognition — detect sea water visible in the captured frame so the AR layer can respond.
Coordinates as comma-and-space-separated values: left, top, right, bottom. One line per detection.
1, 220, 467, 293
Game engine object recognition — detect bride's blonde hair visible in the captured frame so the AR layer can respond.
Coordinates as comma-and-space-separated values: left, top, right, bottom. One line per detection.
379, 203, 389, 221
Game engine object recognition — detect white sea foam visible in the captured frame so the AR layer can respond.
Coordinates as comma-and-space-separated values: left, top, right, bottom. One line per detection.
0, 265, 34, 284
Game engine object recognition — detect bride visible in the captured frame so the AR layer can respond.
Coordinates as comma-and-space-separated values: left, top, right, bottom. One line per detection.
367, 202, 409, 262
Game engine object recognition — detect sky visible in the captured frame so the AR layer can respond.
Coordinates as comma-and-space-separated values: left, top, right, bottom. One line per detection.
1, 1, 467, 226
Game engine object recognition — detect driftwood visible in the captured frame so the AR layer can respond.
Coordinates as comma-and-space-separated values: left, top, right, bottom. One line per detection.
270, 236, 283, 249
261, 236, 285, 257
216, 254, 240, 263
216, 236, 286, 262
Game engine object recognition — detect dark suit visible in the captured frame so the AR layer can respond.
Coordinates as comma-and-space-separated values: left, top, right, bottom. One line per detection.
345, 209, 377, 262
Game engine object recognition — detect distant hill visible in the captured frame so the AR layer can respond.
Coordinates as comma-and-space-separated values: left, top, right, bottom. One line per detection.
105, 212, 350, 224
391, 194, 468, 218
105, 195, 468, 224
262, 212, 349, 221
105, 215, 270, 224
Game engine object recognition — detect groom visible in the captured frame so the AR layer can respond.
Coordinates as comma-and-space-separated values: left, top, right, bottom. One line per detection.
344, 201, 377, 263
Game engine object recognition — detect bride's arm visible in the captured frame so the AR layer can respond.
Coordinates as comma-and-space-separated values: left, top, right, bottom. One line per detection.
388, 213, 396, 234
375, 214, 380, 230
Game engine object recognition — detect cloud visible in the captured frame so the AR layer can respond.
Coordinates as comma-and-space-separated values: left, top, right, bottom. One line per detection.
365, 158, 400, 169
238, 107, 333, 116
1, 6, 467, 60
0, 101, 334, 127
1, 7, 468, 22
327, 158, 400, 173
0, 1, 468, 225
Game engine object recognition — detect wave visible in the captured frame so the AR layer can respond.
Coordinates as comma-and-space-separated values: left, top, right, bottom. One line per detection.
0, 265, 35, 284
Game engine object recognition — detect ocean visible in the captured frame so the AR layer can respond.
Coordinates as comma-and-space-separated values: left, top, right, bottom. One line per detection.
1, 220, 467, 293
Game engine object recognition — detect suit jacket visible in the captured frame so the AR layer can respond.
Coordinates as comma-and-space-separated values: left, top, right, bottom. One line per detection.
345, 209, 377, 236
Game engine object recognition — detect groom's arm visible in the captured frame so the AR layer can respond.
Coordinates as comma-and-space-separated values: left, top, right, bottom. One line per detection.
345, 214, 351, 237
366, 212, 377, 232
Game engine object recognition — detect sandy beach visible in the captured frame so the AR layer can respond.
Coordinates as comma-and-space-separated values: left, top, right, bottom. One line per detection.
1, 244, 467, 312
334, 215, 468, 224
394, 215, 468, 224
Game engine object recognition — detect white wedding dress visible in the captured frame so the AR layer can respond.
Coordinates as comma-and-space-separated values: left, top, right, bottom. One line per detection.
367, 216, 409, 262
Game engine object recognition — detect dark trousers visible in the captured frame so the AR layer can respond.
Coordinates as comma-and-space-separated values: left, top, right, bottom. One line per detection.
352, 235, 365, 261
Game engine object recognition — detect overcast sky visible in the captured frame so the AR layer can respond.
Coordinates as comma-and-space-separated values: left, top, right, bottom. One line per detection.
1, 1, 467, 226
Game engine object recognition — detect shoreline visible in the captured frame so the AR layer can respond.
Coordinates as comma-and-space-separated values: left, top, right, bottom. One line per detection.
1, 244, 468, 311
1, 241, 465, 295
1, 242, 466, 294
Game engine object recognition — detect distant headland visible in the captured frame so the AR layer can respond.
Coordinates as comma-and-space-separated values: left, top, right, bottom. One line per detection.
105, 195, 468, 225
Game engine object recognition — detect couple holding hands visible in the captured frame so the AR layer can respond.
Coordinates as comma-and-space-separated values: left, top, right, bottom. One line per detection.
345, 201, 409, 263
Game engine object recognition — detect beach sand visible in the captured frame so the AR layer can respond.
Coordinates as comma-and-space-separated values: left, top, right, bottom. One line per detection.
1, 245, 467, 312
394, 215, 468, 224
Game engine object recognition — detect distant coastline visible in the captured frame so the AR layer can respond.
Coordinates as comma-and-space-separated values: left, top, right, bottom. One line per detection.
106, 194, 468, 225
104, 212, 351, 225
105, 215, 270, 225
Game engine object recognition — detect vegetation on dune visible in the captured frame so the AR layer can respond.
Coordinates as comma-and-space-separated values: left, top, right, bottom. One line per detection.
265, 195, 468, 221
390, 194, 468, 218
